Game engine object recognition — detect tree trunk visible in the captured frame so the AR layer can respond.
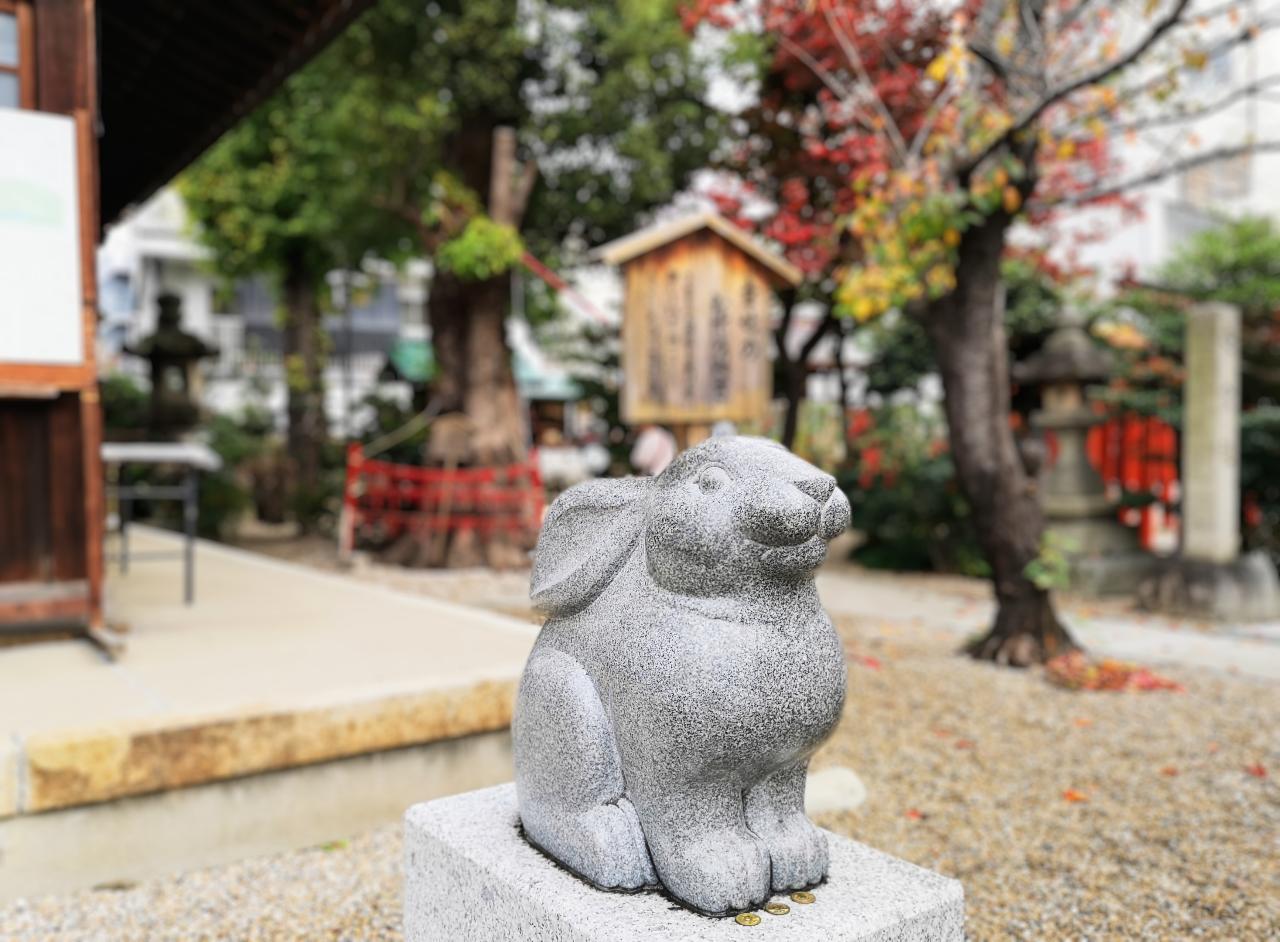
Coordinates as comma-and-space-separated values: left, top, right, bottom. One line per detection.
921, 215, 1079, 666
834, 318, 852, 456
464, 274, 526, 465
780, 359, 805, 450
423, 118, 526, 465
426, 272, 524, 464
282, 259, 326, 533
427, 272, 468, 415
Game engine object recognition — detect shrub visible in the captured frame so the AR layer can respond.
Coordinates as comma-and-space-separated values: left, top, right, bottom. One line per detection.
839, 405, 989, 577
100, 373, 150, 434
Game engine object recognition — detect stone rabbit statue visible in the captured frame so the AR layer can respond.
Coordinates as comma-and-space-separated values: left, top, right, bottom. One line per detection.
513, 436, 850, 915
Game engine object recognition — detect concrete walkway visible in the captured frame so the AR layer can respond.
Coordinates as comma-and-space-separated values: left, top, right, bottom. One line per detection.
0, 525, 538, 892
815, 564, 1280, 682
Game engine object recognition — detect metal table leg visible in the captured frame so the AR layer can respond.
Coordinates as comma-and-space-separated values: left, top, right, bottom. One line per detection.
184, 468, 198, 605
120, 488, 130, 575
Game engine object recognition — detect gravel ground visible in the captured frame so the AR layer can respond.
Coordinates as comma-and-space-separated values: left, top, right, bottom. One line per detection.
3, 615, 1276, 941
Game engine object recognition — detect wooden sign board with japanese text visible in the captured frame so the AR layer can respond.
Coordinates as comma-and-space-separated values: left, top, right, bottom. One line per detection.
602, 215, 801, 431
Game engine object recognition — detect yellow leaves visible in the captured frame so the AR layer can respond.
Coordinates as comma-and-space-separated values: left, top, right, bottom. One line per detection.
925, 264, 955, 294
1182, 48, 1208, 71
1093, 321, 1149, 352
1056, 138, 1076, 160
926, 51, 955, 84
995, 32, 1014, 58
1002, 185, 1022, 214
943, 228, 961, 247
927, 16, 971, 84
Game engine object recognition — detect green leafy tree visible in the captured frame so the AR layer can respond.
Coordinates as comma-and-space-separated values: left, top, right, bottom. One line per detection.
184, 0, 719, 500
318, 0, 721, 463
181, 72, 368, 521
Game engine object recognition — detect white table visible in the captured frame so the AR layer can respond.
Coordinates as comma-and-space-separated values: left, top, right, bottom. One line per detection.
101, 442, 222, 604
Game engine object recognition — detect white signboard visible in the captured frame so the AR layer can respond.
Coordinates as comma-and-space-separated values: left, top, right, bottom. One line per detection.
0, 110, 83, 365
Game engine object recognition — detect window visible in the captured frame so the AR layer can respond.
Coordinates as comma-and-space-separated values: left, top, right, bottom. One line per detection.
0, 1, 33, 110
1181, 152, 1252, 208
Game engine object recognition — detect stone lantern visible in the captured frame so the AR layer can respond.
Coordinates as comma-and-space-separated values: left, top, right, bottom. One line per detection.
125, 293, 218, 438
1015, 308, 1145, 594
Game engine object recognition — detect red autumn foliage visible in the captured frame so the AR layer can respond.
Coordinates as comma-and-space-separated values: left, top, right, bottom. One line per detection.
1045, 651, 1185, 693
688, 0, 959, 278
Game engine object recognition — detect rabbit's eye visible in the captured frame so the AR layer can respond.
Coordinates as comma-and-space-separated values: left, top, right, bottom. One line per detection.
697, 466, 730, 493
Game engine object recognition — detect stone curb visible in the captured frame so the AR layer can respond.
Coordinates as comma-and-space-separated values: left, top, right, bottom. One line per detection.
7, 677, 517, 815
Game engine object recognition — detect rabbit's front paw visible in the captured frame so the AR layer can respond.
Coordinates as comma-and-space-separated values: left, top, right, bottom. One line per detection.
753, 813, 829, 891
655, 827, 771, 915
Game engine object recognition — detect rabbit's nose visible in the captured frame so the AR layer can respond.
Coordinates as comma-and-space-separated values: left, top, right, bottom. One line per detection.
794, 474, 835, 504
739, 482, 820, 546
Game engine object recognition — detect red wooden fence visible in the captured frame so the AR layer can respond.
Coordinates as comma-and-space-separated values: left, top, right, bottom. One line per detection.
339, 443, 544, 557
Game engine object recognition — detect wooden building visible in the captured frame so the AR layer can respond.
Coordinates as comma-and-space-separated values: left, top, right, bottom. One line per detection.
0, 0, 376, 638
596, 212, 802, 446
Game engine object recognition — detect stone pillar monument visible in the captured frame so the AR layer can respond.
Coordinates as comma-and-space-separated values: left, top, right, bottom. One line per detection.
403, 438, 965, 940
1181, 303, 1240, 564
1140, 303, 1280, 620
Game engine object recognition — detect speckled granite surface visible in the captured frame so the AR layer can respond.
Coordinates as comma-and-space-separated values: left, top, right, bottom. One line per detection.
404, 784, 964, 941
515, 438, 851, 914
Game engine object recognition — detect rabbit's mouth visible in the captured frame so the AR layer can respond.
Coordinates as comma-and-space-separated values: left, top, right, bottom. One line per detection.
760, 534, 828, 575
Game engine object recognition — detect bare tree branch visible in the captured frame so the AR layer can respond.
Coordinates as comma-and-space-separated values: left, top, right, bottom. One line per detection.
960, 0, 1193, 177
820, 0, 910, 162
512, 159, 539, 227
1053, 141, 1280, 205
1050, 0, 1101, 36
1052, 16, 1280, 133
1109, 75, 1280, 135
968, 42, 1011, 82
800, 308, 837, 362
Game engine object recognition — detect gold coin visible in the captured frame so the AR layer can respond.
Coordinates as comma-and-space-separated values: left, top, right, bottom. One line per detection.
735, 912, 762, 926
790, 890, 816, 904
764, 902, 791, 915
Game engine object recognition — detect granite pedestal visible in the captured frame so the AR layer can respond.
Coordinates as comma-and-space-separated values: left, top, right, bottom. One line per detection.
404, 784, 965, 941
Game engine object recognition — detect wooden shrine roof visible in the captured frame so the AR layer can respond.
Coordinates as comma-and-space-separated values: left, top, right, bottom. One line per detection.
98, 0, 379, 225
594, 211, 803, 287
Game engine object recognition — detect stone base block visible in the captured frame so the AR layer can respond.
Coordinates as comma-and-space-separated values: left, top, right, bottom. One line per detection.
1138, 551, 1280, 621
404, 784, 964, 941
1071, 552, 1158, 597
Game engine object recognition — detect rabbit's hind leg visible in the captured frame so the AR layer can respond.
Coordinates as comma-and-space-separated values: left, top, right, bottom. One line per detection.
513, 647, 657, 891
745, 761, 829, 892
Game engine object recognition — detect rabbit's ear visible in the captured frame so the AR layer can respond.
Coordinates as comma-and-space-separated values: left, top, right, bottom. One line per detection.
531, 477, 650, 616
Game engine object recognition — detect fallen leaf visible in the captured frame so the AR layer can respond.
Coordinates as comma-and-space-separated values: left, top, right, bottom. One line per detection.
1072, 717, 1094, 728
1245, 763, 1267, 778
1045, 652, 1185, 693
1062, 788, 1089, 803
954, 739, 975, 750
852, 654, 882, 671
904, 808, 926, 821
1160, 766, 1179, 777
